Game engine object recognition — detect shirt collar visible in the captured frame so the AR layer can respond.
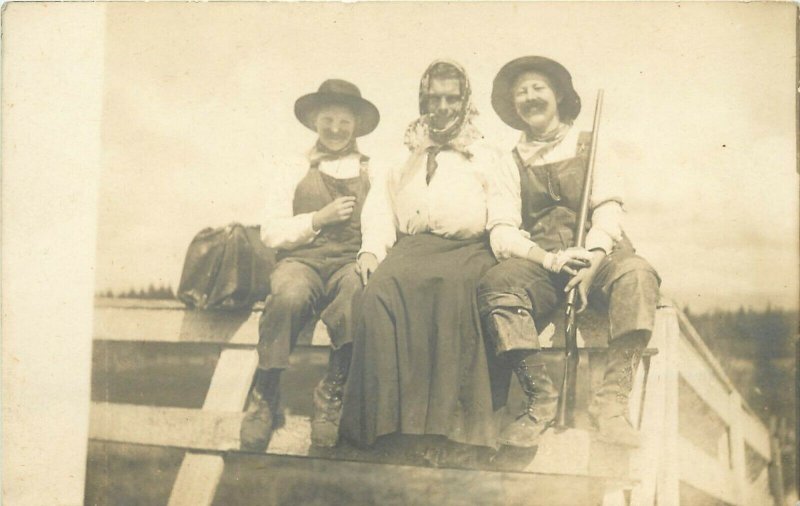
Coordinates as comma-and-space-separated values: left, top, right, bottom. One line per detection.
307, 140, 366, 167
515, 122, 572, 165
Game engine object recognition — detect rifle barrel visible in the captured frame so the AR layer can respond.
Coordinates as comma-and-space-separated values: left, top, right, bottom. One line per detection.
555, 89, 604, 429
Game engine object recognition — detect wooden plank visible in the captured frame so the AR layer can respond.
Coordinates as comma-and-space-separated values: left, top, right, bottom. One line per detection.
168, 455, 225, 506
675, 309, 737, 396
218, 452, 617, 506
746, 467, 773, 506
677, 336, 733, 425
679, 435, 738, 506
168, 349, 259, 506
94, 306, 325, 346
741, 411, 772, 460
94, 307, 260, 345
89, 402, 242, 451
202, 349, 259, 409
728, 392, 748, 505
95, 297, 266, 312
656, 307, 681, 506
526, 428, 591, 476
629, 309, 670, 506
94, 297, 189, 310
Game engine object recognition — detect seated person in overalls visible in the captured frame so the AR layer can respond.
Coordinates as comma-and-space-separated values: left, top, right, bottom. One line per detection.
240, 79, 380, 451
480, 56, 660, 448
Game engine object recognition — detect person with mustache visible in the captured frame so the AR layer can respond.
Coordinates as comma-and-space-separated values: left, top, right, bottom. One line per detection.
479, 56, 660, 448
340, 61, 502, 456
240, 79, 380, 451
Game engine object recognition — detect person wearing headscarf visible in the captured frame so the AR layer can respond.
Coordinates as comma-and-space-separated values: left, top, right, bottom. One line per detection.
240, 79, 380, 451
340, 60, 502, 452
479, 56, 660, 448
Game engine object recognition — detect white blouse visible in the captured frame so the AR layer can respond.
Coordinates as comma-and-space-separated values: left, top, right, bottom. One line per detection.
360, 142, 503, 263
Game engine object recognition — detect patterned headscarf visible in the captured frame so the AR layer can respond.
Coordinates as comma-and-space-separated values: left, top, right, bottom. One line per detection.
404, 59, 482, 153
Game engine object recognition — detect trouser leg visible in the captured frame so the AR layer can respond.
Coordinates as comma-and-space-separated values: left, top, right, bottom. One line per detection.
257, 261, 324, 370
319, 262, 362, 350
242, 261, 324, 451
589, 252, 660, 342
312, 263, 362, 447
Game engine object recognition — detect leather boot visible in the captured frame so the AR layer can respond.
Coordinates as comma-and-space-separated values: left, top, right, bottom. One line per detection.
589, 331, 648, 448
311, 344, 352, 447
240, 369, 281, 452
497, 353, 559, 448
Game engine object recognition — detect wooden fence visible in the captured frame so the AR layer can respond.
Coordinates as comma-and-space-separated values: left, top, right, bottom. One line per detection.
88, 298, 782, 505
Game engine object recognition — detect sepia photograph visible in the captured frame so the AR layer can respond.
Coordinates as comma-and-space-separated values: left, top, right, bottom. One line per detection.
2, 2, 798, 505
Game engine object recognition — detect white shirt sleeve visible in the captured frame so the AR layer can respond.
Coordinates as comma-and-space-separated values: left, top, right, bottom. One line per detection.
486, 152, 521, 231
359, 164, 397, 263
261, 160, 319, 250
487, 151, 540, 260
490, 225, 537, 261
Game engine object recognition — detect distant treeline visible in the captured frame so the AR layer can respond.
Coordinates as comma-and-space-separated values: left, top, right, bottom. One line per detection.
685, 305, 797, 361
96, 284, 176, 300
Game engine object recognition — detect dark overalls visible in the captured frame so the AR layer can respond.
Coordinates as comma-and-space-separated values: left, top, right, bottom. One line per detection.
478, 144, 660, 354
257, 159, 370, 370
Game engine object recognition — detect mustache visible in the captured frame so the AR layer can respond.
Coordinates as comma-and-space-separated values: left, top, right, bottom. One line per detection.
320, 130, 350, 141
520, 99, 548, 114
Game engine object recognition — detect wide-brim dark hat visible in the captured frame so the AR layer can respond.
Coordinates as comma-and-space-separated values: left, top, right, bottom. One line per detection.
294, 79, 380, 137
491, 56, 581, 131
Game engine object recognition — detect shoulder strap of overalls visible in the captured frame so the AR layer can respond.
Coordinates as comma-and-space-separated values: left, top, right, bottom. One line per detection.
576, 131, 592, 158
511, 147, 526, 171
358, 155, 371, 184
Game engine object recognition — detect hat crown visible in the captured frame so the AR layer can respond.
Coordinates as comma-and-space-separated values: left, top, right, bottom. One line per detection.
317, 79, 362, 99
294, 78, 380, 137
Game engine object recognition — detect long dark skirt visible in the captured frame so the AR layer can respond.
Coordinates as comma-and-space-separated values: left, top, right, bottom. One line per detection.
340, 233, 498, 449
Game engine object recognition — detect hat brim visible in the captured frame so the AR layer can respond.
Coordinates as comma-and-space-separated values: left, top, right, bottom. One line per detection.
294, 93, 380, 137
491, 56, 581, 131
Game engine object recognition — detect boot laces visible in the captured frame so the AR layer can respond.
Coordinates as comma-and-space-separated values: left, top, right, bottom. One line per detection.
615, 348, 642, 404
515, 360, 544, 422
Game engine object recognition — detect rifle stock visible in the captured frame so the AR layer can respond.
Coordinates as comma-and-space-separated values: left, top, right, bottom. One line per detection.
554, 89, 604, 429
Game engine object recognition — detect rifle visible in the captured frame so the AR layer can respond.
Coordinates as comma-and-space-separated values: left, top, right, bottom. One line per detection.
554, 89, 604, 429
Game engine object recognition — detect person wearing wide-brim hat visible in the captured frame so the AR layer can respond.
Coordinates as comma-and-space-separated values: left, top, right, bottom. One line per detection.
241, 79, 380, 452
479, 56, 660, 449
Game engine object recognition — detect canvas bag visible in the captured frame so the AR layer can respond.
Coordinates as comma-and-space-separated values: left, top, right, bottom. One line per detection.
177, 224, 275, 310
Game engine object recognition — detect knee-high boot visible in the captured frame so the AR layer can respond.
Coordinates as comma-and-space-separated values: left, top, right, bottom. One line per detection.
588, 330, 649, 447
497, 351, 559, 448
311, 344, 352, 447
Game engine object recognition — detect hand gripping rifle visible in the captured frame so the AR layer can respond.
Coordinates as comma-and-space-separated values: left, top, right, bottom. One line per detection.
554, 89, 604, 429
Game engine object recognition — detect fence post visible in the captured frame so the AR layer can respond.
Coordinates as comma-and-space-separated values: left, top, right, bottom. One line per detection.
768, 416, 786, 506
656, 308, 681, 506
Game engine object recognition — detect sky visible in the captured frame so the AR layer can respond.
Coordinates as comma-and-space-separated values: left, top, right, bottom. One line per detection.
95, 2, 798, 312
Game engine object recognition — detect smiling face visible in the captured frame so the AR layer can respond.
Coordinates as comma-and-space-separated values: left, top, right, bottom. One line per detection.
425, 78, 463, 131
313, 104, 357, 152
512, 71, 562, 135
